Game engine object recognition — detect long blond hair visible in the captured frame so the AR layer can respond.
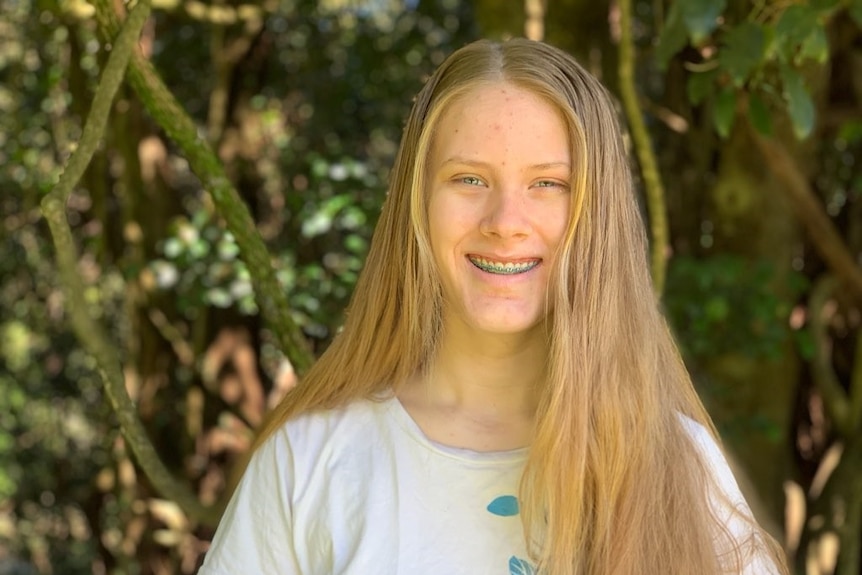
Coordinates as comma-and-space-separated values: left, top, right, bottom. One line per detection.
253, 38, 787, 574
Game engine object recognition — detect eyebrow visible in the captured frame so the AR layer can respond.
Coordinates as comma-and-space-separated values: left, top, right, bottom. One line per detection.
440, 157, 571, 170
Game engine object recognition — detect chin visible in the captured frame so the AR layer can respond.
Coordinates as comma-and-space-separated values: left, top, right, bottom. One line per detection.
468, 315, 544, 336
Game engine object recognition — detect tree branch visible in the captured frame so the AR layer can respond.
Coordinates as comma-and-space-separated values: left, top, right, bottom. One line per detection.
41, 0, 222, 528
752, 131, 862, 303
808, 276, 852, 437
524, 0, 545, 41
851, 326, 862, 433
618, 0, 669, 294
90, 0, 314, 374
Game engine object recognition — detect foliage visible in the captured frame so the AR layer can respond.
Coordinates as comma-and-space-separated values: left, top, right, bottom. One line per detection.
150, 210, 259, 317
1, 0, 112, 571
665, 255, 808, 359
651, 0, 862, 571
3, 0, 861, 572
0, 223, 118, 572
656, 0, 848, 140
144, 0, 474, 344
2, 0, 477, 572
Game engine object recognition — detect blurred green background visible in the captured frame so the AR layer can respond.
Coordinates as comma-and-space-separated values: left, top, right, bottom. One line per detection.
1, 0, 861, 573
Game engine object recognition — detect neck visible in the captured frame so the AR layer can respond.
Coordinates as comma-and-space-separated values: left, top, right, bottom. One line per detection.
395, 314, 548, 451
422, 314, 548, 418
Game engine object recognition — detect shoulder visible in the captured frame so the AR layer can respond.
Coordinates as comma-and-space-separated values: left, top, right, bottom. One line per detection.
199, 397, 401, 574
269, 396, 392, 450
253, 396, 398, 484
676, 415, 785, 573
676, 413, 746, 505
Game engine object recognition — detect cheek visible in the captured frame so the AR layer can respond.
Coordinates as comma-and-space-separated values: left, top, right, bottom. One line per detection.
553, 214, 570, 245
426, 199, 443, 247
538, 201, 571, 246
428, 197, 469, 252
427, 198, 452, 266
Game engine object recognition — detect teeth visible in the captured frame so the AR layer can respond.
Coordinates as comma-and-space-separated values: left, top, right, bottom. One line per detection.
469, 256, 540, 275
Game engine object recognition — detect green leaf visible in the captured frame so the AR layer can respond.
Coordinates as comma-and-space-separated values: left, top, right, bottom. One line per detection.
188, 239, 210, 259
838, 120, 862, 144
705, 297, 730, 321
794, 330, 815, 360
713, 88, 737, 138
748, 94, 772, 136
851, 0, 862, 27
206, 288, 233, 308
719, 22, 765, 86
301, 211, 333, 238
163, 237, 183, 258
799, 26, 829, 64
217, 238, 240, 260
810, 0, 840, 10
687, 67, 719, 105
656, 2, 688, 69
774, 5, 818, 61
780, 66, 815, 139
344, 233, 368, 255
761, 24, 778, 60
681, 0, 727, 45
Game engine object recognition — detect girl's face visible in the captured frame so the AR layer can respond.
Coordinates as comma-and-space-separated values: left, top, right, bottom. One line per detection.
426, 82, 571, 338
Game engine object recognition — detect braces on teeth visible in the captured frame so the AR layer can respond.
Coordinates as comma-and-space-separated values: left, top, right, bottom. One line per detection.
469, 256, 540, 275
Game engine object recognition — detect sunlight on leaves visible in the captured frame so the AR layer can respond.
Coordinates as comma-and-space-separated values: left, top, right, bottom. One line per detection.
774, 5, 817, 62
799, 26, 829, 64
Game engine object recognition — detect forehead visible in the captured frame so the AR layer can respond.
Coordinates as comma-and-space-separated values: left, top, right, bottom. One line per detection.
429, 81, 570, 163
438, 81, 563, 125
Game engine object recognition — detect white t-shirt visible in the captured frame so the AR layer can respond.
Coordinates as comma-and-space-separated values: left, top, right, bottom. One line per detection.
198, 396, 778, 575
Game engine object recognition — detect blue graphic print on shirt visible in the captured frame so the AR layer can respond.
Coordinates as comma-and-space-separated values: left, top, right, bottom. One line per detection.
487, 495, 519, 517
508, 556, 536, 575
486, 495, 536, 574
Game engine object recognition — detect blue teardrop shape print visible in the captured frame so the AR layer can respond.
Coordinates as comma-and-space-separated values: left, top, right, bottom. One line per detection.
487, 495, 519, 517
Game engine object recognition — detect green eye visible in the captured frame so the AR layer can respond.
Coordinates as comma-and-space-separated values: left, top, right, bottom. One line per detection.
461, 176, 483, 186
535, 180, 568, 189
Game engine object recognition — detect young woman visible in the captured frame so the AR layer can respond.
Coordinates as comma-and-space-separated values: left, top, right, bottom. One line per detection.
199, 38, 788, 574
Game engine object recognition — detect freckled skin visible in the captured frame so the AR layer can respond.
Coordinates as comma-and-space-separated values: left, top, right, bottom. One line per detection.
426, 82, 572, 337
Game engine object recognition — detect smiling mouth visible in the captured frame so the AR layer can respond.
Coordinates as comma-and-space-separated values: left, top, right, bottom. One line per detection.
468, 255, 541, 275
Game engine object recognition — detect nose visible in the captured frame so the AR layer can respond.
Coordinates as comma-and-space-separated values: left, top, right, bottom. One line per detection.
479, 187, 530, 239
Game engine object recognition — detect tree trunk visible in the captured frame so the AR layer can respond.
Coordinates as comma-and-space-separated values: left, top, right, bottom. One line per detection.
703, 123, 803, 528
